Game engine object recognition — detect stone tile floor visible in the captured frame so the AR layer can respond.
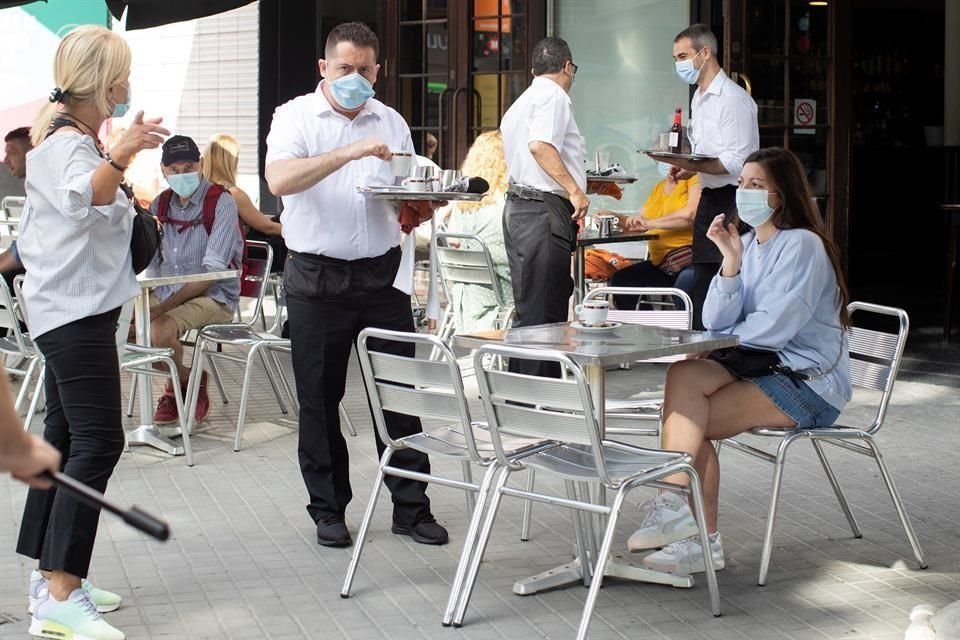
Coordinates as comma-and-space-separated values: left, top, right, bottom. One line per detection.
1, 344, 958, 639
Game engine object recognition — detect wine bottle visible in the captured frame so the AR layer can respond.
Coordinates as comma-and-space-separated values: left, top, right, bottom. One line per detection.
669, 107, 683, 154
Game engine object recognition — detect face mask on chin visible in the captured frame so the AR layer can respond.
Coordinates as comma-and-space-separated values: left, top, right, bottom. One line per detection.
735, 188, 776, 227
328, 72, 375, 110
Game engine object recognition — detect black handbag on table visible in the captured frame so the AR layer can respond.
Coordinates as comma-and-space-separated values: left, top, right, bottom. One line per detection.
707, 346, 781, 378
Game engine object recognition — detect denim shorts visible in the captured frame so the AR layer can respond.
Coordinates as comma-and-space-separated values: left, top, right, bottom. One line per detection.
747, 373, 841, 429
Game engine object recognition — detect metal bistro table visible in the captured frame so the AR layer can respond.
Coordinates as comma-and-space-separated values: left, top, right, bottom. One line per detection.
130, 270, 240, 457
454, 321, 737, 595
575, 228, 659, 304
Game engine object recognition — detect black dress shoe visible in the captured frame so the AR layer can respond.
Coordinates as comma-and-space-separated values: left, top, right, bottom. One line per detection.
316, 514, 352, 547
391, 514, 449, 545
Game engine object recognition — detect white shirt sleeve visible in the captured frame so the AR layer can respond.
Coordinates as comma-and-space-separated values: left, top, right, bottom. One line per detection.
527, 95, 569, 151
715, 98, 757, 179
265, 103, 308, 166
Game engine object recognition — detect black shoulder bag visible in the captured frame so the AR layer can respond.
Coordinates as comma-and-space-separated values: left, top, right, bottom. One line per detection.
46, 117, 161, 274
707, 346, 781, 378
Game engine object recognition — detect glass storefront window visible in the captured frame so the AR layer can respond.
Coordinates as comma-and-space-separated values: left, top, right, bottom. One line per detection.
556, 0, 691, 211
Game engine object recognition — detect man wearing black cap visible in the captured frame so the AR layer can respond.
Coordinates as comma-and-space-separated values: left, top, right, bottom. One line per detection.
146, 134, 244, 425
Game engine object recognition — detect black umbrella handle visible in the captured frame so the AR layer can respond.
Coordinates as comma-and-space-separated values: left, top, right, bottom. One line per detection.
42, 471, 170, 541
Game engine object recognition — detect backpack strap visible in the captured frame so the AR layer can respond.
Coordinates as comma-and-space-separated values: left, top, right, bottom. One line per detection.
201, 184, 227, 235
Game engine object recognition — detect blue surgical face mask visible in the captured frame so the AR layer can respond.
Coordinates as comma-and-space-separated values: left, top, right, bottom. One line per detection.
167, 171, 201, 198
657, 162, 672, 177
329, 73, 375, 110
736, 188, 776, 227
112, 85, 131, 118
675, 50, 703, 85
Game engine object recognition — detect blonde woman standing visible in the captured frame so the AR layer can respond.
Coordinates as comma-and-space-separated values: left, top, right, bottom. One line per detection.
16, 25, 167, 640
202, 133, 282, 236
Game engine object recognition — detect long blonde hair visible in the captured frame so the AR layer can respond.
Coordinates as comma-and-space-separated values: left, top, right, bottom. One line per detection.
202, 133, 240, 187
31, 25, 131, 147
458, 130, 508, 211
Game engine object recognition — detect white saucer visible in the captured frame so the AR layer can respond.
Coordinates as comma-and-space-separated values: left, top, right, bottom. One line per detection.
571, 321, 622, 333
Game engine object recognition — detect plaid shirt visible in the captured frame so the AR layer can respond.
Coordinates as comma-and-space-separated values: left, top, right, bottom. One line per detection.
147, 179, 243, 309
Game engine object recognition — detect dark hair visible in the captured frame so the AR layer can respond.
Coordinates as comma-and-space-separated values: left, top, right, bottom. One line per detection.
745, 147, 851, 327
325, 21, 379, 58
674, 24, 719, 56
4, 127, 31, 145
531, 37, 572, 76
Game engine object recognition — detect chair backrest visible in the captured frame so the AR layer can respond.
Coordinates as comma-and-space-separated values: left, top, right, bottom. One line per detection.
0, 275, 28, 353
0, 196, 24, 239
585, 286, 692, 363
846, 301, 909, 435
433, 232, 508, 309
356, 327, 487, 463
239, 239, 273, 325
473, 343, 615, 485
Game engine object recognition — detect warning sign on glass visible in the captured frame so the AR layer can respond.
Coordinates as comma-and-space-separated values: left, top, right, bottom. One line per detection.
793, 99, 816, 135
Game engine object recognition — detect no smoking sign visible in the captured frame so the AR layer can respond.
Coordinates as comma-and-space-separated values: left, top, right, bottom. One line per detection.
793, 98, 816, 135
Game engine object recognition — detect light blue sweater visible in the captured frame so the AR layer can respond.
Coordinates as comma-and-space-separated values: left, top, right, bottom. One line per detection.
703, 228, 852, 412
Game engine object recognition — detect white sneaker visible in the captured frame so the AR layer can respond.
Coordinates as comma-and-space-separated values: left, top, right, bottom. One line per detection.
29, 571, 122, 615
626, 492, 699, 552
641, 533, 726, 575
28, 588, 125, 640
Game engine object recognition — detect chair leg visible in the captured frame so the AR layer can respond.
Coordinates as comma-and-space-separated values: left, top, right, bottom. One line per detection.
461, 461, 475, 514
125, 373, 138, 418
758, 436, 795, 586
14, 356, 38, 413
685, 464, 721, 616
565, 480, 592, 586
341, 448, 394, 597
163, 357, 193, 467
452, 465, 511, 628
520, 467, 535, 542
576, 488, 629, 640
207, 355, 229, 404
443, 463, 497, 627
183, 344, 206, 440
258, 348, 288, 414
863, 437, 928, 569
269, 349, 298, 412
811, 440, 861, 538
339, 402, 357, 437
234, 344, 262, 452
22, 364, 45, 432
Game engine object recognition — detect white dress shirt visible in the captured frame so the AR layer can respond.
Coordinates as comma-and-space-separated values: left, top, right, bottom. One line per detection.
17, 132, 140, 339
690, 69, 759, 189
500, 76, 586, 194
265, 82, 414, 261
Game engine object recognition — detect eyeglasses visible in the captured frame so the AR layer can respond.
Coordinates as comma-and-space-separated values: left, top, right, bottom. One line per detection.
567, 61, 578, 75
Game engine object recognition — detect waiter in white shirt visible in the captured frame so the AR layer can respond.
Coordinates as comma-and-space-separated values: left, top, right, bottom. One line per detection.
662, 24, 759, 329
265, 22, 448, 549
500, 37, 621, 377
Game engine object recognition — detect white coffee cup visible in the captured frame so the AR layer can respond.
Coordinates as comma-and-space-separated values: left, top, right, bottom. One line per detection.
401, 177, 428, 192
390, 151, 414, 177
574, 300, 609, 326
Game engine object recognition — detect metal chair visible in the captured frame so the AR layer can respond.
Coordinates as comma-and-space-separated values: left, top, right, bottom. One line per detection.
433, 231, 514, 346
341, 328, 552, 600
717, 302, 927, 585
446, 344, 720, 638
5, 275, 43, 427
584, 286, 694, 436
0, 196, 24, 244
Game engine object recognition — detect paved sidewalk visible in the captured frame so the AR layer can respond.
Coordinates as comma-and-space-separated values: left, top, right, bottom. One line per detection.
2, 348, 958, 640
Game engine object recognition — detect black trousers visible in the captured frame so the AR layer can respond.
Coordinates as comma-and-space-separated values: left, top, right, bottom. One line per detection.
284, 249, 431, 526
690, 185, 737, 330
17, 308, 125, 579
502, 192, 576, 378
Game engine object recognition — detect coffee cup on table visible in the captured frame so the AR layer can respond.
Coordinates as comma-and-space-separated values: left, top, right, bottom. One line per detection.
574, 300, 609, 327
389, 151, 414, 176
594, 214, 619, 237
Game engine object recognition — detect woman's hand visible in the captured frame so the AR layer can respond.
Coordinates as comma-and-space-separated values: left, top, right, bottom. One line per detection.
625, 215, 650, 232
706, 213, 742, 272
109, 111, 170, 167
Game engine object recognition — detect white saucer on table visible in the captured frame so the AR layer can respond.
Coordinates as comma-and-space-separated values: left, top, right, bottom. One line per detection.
571, 321, 622, 333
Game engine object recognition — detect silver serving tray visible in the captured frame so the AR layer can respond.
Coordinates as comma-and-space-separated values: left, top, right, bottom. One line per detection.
357, 186, 484, 202
585, 175, 639, 184
641, 150, 718, 162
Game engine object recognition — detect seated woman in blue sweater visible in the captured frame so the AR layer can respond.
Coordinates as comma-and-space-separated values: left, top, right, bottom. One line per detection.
626, 147, 852, 574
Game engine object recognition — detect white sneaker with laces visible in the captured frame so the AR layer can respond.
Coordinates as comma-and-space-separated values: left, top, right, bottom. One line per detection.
641, 533, 726, 575
29, 571, 122, 615
28, 587, 125, 640
626, 492, 699, 552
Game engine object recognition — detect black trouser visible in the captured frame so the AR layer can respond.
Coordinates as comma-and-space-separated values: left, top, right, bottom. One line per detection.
17, 308, 125, 579
503, 192, 577, 378
690, 185, 737, 330
284, 249, 431, 526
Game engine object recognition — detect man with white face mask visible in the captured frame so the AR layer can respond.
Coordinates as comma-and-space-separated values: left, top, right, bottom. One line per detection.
662, 24, 758, 329
265, 22, 448, 549
147, 134, 244, 426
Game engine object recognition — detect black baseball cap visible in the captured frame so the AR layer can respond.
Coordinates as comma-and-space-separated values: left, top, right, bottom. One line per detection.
161, 135, 201, 166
